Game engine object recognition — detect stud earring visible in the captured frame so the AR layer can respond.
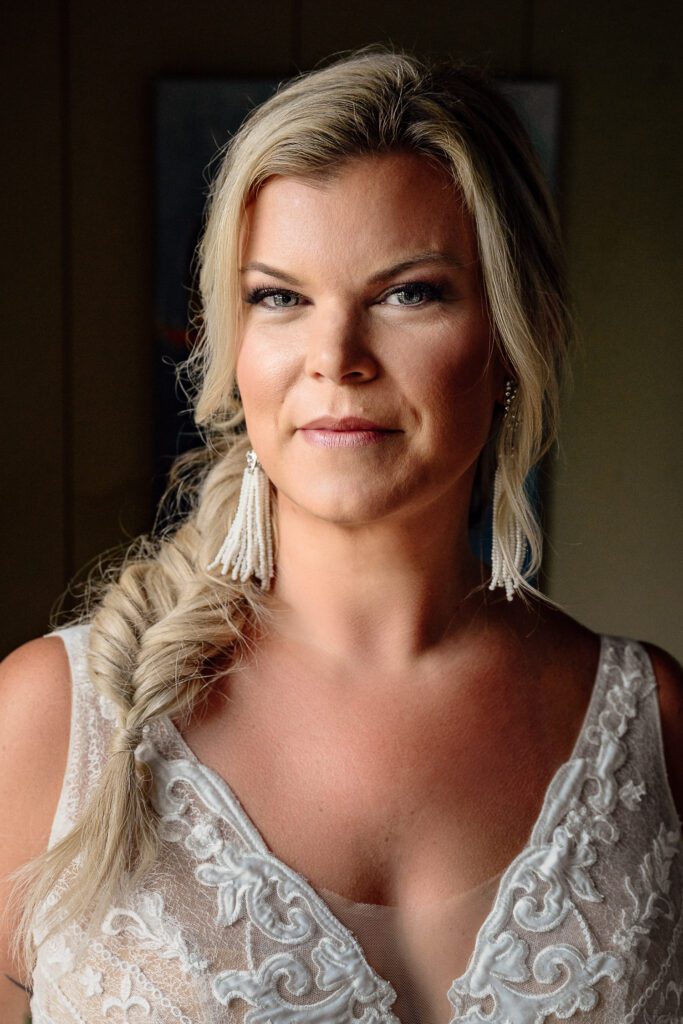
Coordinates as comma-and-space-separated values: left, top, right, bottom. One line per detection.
489, 379, 526, 601
208, 448, 274, 589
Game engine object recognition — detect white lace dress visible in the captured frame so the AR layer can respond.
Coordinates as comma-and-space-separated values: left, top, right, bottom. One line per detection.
29, 624, 683, 1023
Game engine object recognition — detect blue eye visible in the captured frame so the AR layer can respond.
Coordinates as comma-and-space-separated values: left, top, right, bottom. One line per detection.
244, 280, 446, 309
383, 282, 444, 306
245, 287, 300, 308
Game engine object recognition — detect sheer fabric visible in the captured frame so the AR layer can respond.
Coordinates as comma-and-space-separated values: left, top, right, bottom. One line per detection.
29, 624, 683, 1023
319, 871, 505, 1023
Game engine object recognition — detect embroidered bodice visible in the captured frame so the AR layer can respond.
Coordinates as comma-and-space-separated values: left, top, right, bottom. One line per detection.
30, 624, 683, 1023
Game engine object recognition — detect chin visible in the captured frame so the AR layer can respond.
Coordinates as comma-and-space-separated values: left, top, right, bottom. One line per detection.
281, 481, 395, 526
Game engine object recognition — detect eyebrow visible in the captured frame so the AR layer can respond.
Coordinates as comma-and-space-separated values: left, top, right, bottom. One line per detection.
239, 251, 465, 287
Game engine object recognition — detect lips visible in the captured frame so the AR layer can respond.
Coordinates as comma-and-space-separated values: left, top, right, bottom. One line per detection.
299, 416, 395, 431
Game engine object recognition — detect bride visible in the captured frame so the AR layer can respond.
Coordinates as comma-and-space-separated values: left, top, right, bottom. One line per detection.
2, 47, 682, 1024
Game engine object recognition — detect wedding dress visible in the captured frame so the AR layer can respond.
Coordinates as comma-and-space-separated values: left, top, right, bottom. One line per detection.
29, 625, 683, 1023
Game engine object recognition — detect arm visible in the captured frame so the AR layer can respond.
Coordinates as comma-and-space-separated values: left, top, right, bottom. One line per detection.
0, 636, 71, 1022
644, 641, 683, 821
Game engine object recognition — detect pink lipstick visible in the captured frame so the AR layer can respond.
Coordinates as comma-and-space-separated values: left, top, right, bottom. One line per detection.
298, 416, 400, 448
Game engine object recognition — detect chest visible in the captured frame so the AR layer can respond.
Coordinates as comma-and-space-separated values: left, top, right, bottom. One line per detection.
180, 654, 588, 906
33, 629, 683, 1024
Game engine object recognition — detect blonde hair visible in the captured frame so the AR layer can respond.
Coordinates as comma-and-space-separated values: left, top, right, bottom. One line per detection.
10, 45, 571, 973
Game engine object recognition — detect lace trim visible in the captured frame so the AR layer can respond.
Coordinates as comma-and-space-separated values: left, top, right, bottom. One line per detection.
102, 891, 210, 974
127, 638, 681, 1024
447, 640, 677, 1023
86, 929, 195, 1023
624, 914, 683, 1024
137, 742, 401, 1022
30, 1003, 60, 1024
612, 821, 680, 962
34, 633, 681, 1024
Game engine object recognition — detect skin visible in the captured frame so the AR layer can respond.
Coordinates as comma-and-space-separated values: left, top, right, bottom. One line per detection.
237, 152, 504, 666
1, 152, 682, 1021
180, 154, 682, 1012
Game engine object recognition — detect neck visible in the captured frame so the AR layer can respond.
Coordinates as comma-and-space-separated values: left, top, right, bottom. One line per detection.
268, 489, 491, 672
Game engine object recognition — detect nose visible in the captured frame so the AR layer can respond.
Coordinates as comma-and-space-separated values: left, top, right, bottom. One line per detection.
303, 306, 379, 384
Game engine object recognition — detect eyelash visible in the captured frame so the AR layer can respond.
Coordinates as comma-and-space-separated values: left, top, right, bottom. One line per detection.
243, 280, 446, 309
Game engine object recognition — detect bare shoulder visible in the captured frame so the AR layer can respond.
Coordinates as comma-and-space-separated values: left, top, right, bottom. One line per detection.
0, 632, 72, 860
0, 636, 72, 995
505, 598, 601, 682
641, 640, 683, 820
0, 635, 72, 802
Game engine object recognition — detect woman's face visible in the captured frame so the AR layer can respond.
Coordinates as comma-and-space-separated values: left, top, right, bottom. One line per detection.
236, 151, 504, 527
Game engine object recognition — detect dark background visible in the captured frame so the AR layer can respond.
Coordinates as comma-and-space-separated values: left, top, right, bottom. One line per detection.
2, 1, 682, 660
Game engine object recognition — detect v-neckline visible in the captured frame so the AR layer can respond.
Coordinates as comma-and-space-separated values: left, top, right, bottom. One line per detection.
154, 633, 609, 1020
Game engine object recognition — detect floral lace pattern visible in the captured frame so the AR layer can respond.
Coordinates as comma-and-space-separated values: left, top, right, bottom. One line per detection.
141, 741, 400, 1022
102, 891, 210, 974
30, 627, 683, 1023
612, 822, 680, 964
642, 978, 683, 1024
446, 642, 675, 1022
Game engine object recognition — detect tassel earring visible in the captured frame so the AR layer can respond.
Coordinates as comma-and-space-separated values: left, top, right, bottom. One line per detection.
208, 448, 274, 589
489, 379, 526, 601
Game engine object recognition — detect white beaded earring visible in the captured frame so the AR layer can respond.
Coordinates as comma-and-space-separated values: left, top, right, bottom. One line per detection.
208, 448, 274, 589
489, 379, 526, 601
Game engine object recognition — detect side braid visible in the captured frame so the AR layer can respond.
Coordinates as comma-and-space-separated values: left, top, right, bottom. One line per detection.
10, 438, 276, 976
11, 46, 572, 978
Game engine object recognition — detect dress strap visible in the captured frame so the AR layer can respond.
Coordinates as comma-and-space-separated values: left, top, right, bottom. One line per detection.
621, 637, 683, 836
44, 622, 117, 847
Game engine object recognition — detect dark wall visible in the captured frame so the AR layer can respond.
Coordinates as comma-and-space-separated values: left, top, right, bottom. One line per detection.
3, 1, 682, 657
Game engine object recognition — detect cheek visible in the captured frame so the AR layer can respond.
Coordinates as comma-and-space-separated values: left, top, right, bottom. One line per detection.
404, 317, 497, 429
235, 331, 293, 425
441, 313, 495, 388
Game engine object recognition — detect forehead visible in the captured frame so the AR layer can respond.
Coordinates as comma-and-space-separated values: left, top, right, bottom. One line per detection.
241, 152, 479, 272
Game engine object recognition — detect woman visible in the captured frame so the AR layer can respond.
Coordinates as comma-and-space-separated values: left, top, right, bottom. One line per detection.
1, 47, 682, 1024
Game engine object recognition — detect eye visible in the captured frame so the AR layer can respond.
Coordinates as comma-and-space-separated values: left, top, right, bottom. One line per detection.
382, 281, 444, 306
244, 287, 302, 308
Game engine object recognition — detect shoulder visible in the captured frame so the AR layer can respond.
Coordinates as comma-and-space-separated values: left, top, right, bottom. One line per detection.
0, 632, 73, 741
0, 635, 73, 992
0, 634, 72, 856
505, 599, 601, 685
640, 640, 683, 820
523, 611, 683, 819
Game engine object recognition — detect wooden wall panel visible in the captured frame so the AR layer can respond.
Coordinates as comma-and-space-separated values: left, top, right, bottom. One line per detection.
534, 0, 683, 658
67, 0, 293, 573
298, 0, 531, 73
1, 1, 65, 653
2, 0, 680, 660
